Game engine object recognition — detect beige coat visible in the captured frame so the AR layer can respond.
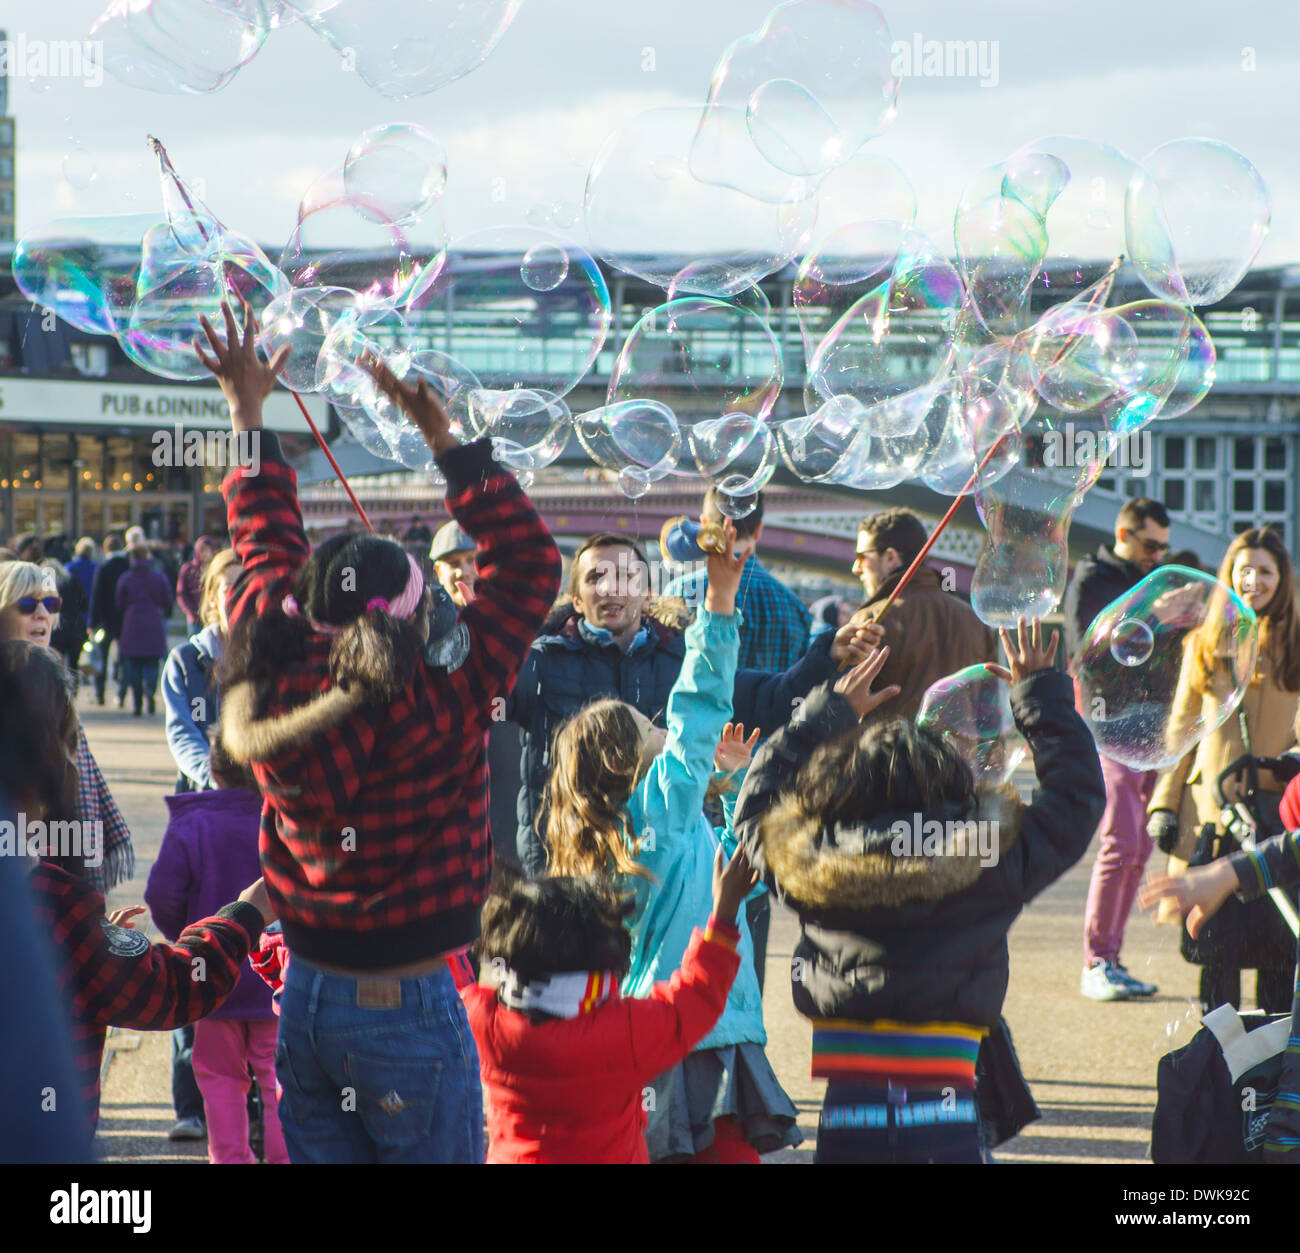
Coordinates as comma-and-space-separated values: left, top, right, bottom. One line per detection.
1149, 646, 1300, 862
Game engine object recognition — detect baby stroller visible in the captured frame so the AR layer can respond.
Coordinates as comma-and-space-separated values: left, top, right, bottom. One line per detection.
1151, 733, 1300, 1162
1177, 732, 1300, 987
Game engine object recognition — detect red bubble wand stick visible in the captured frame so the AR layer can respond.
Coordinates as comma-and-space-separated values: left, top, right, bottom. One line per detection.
149, 136, 375, 533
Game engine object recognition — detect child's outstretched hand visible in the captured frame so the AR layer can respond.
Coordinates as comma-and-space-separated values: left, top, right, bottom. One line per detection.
107, 906, 147, 930
1138, 860, 1238, 939
702, 519, 746, 616
712, 844, 758, 926
714, 722, 760, 774
237, 877, 278, 926
194, 301, 290, 431
362, 351, 458, 455
832, 645, 901, 720
988, 617, 1060, 684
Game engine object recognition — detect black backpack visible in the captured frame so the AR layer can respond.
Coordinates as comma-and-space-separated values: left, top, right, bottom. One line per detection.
1152, 1005, 1290, 1163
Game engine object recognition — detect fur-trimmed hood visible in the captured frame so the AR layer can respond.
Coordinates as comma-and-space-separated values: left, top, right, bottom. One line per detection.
758, 785, 1024, 911
219, 679, 370, 765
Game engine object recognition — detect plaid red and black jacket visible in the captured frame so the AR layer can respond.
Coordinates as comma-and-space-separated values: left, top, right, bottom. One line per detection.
220, 433, 561, 969
27, 861, 263, 1129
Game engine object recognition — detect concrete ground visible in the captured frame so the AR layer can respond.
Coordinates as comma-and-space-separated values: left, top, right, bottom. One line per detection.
81, 687, 1236, 1165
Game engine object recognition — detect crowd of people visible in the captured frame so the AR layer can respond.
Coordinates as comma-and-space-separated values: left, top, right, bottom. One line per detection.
4, 302, 1300, 1165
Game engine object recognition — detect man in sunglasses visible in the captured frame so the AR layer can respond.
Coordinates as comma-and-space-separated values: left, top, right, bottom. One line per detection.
1064, 498, 1171, 1003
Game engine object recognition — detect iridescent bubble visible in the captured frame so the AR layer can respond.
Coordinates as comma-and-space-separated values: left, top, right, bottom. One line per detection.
62, 146, 97, 189
93, 0, 269, 94
13, 214, 160, 336
701, 0, 900, 181
607, 298, 784, 435
715, 490, 758, 521
617, 467, 654, 499
1075, 566, 1259, 771
290, 0, 525, 99
520, 243, 569, 292
798, 225, 964, 426
574, 400, 681, 484
472, 388, 572, 473
689, 412, 777, 497
258, 285, 359, 393
1127, 139, 1269, 307
281, 166, 447, 304
405, 226, 609, 403
1106, 300, 1216, 424
969, 493, 1070, 627
343, 123, 447, 225
585, 104, 813, 297
917, 664, 1028, 786
1110, 618, 1154, 668
955, 189, 1048, 336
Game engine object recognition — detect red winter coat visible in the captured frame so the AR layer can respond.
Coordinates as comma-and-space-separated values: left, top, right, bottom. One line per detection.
463, 921, 740, 1163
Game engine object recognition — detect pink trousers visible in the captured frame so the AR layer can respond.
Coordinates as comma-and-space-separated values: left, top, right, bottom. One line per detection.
192, 1018, 289, 1165
1083, 755, 1157, 966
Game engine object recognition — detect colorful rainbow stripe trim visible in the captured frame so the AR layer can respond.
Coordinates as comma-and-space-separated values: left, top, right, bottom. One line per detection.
810, 1019, 988, 1088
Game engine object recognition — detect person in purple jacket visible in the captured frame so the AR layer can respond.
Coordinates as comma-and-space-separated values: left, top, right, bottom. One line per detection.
145, 738, 288, 1165
114, 540, 173, 716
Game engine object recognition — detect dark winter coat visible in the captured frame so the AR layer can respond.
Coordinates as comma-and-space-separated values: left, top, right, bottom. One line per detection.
1062, 544, 1147, 661
114, 557, 172, 657
733, 668, 1106, 1029
89, 552, 130, 638
507, 608, 844, 878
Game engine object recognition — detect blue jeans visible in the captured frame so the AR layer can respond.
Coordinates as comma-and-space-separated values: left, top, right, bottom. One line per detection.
815, 1082, 984, 1164
275, 956, 484, 1164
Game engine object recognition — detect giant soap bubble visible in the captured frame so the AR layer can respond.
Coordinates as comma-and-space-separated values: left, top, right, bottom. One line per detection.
917, 664, 1028, 786
700, 0, 900, 183
1074, 565, 1259, 771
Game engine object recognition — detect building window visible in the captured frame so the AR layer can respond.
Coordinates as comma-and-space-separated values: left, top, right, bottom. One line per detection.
1265, 480, 1287, 513
1194, 480, 1217, 512
1163, 436, 1186, 471
1233, 480, 1254, 512
1163, 480, 1186, 511
1234, 438, 1256, 471
1194, 437, 1217, 470
0, 191, 12, 214
70, 343, 110, 378
0, 121, 12, 145
1264, 437, 1287, 471
0, 156, 12, 180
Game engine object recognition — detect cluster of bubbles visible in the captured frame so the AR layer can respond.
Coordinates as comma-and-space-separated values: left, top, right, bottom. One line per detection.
917, 664, 1028, 787
1073, 566, 1259, 771
17, 0, 1277, 779
90, 0, 526, 100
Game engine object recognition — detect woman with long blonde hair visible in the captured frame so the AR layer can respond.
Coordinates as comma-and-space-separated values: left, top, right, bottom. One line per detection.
1148, 527, 1300, 1013
541, 521, 801, 1164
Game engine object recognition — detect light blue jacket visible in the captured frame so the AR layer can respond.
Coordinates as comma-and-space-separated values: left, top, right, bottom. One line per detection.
621, 607, 766, 1050
162, 625, 222, 792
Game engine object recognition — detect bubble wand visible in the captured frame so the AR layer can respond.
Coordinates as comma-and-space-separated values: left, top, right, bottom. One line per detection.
843, 256, 1124, 661
149, 137, 375, 534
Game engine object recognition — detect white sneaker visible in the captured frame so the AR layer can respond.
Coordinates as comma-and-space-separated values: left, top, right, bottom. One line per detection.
1081, 961, 1131, 1001
1113, 964, 1158, 997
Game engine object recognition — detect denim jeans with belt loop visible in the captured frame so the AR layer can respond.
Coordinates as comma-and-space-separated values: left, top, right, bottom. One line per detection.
275, 955, 484, 1164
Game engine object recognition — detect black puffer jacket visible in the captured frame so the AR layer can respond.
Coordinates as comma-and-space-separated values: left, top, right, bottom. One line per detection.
1062, 544, 1146, 661
733, 668, 1105, 1028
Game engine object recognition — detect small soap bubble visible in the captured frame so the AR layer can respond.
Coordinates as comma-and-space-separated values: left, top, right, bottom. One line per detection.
1110, 618, 1155, 667
520, 243, 569, 292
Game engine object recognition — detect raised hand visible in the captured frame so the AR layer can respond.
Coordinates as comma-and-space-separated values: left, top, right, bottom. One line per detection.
194, 301, 290, 430
832, 644, 901, 720
714, 722, 761, 774
361, 352, 458, 454
988, 617, 1060, 684
703, 519, 746, 615
712, 844, 759, 926
107, 906, 147, 930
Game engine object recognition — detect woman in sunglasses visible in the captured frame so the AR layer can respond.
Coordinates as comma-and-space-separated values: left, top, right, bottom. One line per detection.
0, 559, 135, 894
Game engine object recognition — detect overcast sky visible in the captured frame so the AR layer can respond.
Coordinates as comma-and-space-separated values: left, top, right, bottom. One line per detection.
5, 0, 1300, 271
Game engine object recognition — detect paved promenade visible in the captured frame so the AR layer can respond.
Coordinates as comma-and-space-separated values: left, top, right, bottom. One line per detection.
81, 687, 1222, 1165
